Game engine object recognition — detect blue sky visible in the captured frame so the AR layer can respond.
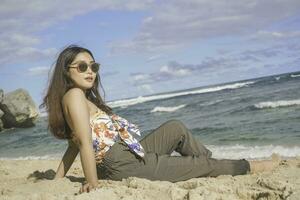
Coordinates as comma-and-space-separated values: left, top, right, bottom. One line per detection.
0, 0, 300, 107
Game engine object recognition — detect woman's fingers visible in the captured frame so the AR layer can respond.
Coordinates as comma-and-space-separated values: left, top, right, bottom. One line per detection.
79, 183, 97, 194
79, 184, 87, 194
80, 185, 84, 194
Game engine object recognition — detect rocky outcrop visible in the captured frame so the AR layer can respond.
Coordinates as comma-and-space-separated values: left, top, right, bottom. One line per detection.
0, 89, 3, 103
0, 109, 3, 131
0, 89, 4, 131
0, 88, 39, 132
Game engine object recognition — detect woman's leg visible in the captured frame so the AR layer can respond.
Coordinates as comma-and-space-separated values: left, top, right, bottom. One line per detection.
140, 119, 212, 157
99, 120, 250, 182
99, 141, 250, 182
248, 154, 281, 174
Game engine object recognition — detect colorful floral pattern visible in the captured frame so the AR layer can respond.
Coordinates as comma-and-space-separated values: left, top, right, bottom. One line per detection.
90, 109, 145, 164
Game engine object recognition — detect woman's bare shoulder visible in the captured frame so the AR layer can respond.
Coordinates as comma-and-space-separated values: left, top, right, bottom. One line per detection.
61, 88, 89, 129
62, 88, 85, 104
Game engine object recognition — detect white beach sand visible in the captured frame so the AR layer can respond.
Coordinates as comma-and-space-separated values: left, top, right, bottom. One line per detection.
0, 157, 299, 200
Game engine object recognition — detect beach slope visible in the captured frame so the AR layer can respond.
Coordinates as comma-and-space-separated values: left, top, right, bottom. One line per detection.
0, 158, 299, 200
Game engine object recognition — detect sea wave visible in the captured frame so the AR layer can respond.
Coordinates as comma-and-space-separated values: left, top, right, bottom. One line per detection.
39, 112, 48, 117
0, 154, 62, 160
108, 81, 255, 108
291, 74, 300, 78
254, 99, 300, 109
150, 104, 186, 113
207, 144, 300, 160
200, 99, 224, 107
3, 145, 299, 160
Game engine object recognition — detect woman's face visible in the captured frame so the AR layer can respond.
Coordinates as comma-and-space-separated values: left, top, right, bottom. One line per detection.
67, 52, 97, 91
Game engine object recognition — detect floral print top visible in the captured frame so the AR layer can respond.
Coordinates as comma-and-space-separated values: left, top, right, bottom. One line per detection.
89, 109, 145, 164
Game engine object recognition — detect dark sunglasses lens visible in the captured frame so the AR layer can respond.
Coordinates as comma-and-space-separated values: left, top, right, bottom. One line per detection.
78, 62, 88, 72
91, 63, 100, 73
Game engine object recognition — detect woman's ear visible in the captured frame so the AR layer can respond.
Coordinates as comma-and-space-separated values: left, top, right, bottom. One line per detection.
64, 70, 74, 87
64, 69, 71, 78
66, 70, 70, 77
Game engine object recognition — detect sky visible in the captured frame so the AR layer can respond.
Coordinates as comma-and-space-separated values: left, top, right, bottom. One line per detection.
0, 0, 300, 107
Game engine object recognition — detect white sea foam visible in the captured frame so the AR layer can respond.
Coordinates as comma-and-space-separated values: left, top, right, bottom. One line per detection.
1, 145, 299, 160
0, 154, 62, 160
150, 104, 186, 113
108, 81, 255, 108
254, 99, 300, 109
200, 99, 224, 106
207, 144, 300, 160
291, 74, 300, 78
39, 112, 48, 117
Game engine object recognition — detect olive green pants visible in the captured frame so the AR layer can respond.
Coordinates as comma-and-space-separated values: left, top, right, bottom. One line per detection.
97, 119, 250, 182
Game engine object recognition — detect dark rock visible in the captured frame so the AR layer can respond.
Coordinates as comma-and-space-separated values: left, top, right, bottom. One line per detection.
0, 89, 3, 103
0, 118, 3, 132
0, 89, 4, 131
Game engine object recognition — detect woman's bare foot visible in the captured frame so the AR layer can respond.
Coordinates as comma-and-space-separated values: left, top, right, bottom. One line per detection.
249, 154, 281, 174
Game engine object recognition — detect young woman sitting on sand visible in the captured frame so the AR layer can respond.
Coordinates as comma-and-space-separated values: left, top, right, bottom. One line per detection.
40, 45, 278, 194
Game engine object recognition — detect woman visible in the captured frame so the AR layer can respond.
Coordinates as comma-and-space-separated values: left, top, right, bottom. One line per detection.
40, 45, 278, 194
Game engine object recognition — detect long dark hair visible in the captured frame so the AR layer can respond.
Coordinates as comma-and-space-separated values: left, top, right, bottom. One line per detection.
39, 44, 113, 139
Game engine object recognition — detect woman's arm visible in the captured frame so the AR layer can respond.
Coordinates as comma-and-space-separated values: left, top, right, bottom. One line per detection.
54, 140, 79, 179
62, 88, 98, 188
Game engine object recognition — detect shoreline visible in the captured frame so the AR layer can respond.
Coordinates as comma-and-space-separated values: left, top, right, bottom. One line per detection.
0, 157, 299, 199
0, 154, 299, 161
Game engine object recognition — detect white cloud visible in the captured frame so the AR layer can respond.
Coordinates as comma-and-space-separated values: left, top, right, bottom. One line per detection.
159, 65, 191, 76
0, 0, 154, 66
0, 45, 57, 64
137, 84, 154, 94
129, 41, 300, 86
109, 0, 300, 53
146, 54, 163, 62
0, 34, 39, 50
132, 73, 151, 81
249, 30, 300, 41
1, 0, 299, 66
17, 47, 56, 58
130, 61, 198, 86
27, 66, 50, 76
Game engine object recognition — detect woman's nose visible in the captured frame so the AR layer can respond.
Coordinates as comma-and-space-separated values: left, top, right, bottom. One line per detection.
86, 65, 93, 73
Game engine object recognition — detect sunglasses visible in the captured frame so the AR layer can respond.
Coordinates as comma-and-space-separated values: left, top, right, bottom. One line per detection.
68, 61, 100, 73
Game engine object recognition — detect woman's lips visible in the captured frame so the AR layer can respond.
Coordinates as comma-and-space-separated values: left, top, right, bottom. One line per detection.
85, 77, 93, 82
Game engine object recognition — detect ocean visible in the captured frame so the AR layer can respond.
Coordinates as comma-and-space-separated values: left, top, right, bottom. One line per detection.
1, 71, 300, 160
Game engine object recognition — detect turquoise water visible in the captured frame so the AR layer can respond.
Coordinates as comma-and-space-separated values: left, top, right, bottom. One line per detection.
1, 71, 300, 160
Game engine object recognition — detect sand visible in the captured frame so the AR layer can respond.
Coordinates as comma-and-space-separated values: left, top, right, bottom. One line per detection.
0, 157, 299, 200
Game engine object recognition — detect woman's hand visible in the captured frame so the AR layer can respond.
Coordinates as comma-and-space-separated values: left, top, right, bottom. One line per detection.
79, 182, 98, 194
